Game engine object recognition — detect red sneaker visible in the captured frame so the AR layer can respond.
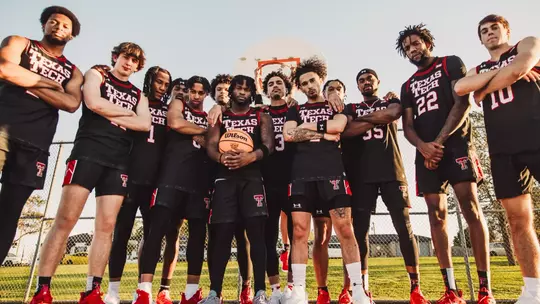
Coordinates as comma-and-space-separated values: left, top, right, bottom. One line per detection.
436, 289, 466, 304
410, 286, 430, 304
78, 287, 105, 304
30, 285, 53, 304
181, 288, 204, 304
280, 250, 289, 272
240, 286, 253, 304
156, 290, 173, 304
317, 289, 331, 304
477, 287, 496, 304
133, 289, 152, 304
338, 289, 352, 304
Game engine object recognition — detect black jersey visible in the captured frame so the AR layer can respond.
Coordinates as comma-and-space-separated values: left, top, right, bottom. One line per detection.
217, 107, 263, 179
476, 43, 540, 155
261, 104, 293, 186
286, 101, 346, 182
343, 99, 407, 183
401, 56, 471, 150
0, 39, 77, 151
158, 102, 212, 193
128, 100, 168, 185
69, 70, 141, 169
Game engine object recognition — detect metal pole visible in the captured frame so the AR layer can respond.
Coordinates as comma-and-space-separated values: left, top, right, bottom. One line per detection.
455, 201, 475, 301
24, 144, 63, 302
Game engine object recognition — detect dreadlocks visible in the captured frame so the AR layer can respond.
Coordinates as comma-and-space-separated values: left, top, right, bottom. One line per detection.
228, 75, 257, 104
262, 71, 292, 96
292, 56, 327, 88
210, 74, 232, 100
143, 66, 172, 102
395, 23, 435, 57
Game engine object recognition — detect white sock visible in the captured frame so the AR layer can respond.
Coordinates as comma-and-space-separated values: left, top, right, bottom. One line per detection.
138, 282, 152, 294
291, 264, 306, 287
86, 276, 93, 292
346, 263, 363, 292
185, 284, 199, 300
108, 281, 120, 296
362, 273, 369, 291
271, 283, 280, 292
524, 277, 540, 297
445, 268, 457, 290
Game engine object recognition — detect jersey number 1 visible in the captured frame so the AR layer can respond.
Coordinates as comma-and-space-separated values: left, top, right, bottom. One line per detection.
147, 125, 155, 143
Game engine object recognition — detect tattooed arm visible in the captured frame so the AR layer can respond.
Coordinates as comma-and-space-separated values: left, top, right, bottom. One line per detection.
283, 120, 323, 142
434, 79, 470, 144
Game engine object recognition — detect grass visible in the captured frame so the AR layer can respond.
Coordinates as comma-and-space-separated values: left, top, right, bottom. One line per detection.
0, 257, 524, 302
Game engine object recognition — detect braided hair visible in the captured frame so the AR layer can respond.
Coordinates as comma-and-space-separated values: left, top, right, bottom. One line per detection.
228, 75, 257, 104
142, 66, 172, 103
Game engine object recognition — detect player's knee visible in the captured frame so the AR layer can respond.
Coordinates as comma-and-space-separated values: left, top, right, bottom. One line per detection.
53, 212, 79, 232
292, 223, 309, 241
96, 216, 117, 234
333, 222, 355, 241
507, 211, 533, 233
427, 208, 446, 228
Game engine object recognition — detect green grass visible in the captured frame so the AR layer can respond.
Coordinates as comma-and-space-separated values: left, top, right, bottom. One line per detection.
0, 257, 524, 302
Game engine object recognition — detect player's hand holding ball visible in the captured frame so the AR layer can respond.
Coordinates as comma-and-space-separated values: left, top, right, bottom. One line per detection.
219, 129, 255, 170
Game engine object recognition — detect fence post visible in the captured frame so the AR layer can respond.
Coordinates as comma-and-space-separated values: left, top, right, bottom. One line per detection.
23, 143, 63, 302
455, 202, 475, 301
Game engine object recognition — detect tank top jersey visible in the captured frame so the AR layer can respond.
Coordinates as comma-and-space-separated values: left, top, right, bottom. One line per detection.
0, 39, 77, 151
476, 43, 540, 155
69, 70, 141, 169
342, 99, 406, 184
128, 100, 168, 185
261, 104, 293, 186
157, 102, 212, 194
286, 101, 345, 182
400, 56, 472, 157
217, 107, 263, 179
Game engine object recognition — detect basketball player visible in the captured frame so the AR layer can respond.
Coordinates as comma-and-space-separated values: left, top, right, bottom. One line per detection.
0, 6, 82, 266
211, 74, 232, 106
396, 24, 493, 303
260, 71, 295, 304
283, 57, 371, 304
132, 76, 212, 304
32, 42, 150, 303
104, 66, 176, 304
201, 75, 274, 304
341, 69, 429, 304
170, 78, 189, 102
453, 14, 540, 302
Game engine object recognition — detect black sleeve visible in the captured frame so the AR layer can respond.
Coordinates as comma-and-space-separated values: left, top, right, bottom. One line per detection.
445, 55, 467, 81
285, 105, 299, 123
343, 103, 357, 119
400, 82, 412, 109
388, 97, 401, 106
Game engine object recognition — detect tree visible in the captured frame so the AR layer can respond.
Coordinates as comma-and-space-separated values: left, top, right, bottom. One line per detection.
13, 195, 51, 245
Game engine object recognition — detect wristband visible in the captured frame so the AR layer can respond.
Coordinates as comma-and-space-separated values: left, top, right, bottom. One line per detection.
317, 121, 327, 133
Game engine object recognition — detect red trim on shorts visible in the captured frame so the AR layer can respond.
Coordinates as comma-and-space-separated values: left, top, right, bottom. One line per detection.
344, 180, 352, 195
63, 160, 78, 186
287, 183, 292, 197
150, 188, 158, 208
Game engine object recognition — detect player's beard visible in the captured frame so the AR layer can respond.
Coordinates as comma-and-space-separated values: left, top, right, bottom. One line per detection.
271, 92, 283, 100
409, 50, 430, 67
44, 34, 68, 46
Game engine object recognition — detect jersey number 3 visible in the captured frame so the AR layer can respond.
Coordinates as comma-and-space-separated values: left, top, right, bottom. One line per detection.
275, 134, 285, 152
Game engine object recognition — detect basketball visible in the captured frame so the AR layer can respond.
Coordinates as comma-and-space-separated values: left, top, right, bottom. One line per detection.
219, 129, 254, 153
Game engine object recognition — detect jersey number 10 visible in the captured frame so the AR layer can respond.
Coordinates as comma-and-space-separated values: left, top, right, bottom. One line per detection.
490, 87, 514, 110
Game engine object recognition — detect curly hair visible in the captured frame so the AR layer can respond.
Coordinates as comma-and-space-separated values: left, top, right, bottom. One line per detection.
478, 14, 510, 40
111, 42, 146, 71
262, 71, 292, 96
210, 74, 232, 100
187, 76, 211, 93
323, 79, 346, 94
143, 66, 172, 102
292, 56, 327, 88
395, 23, 435, 57
228, 75, 257, 104
40, 6, 81, 37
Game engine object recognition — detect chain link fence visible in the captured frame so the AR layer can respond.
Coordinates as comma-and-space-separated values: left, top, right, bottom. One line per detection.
1, 134, 539, 302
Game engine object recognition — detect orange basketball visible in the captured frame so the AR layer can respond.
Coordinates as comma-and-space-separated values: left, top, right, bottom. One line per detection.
219, 129, 254, 153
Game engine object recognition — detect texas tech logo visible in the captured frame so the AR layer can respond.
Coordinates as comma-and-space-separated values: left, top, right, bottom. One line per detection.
455, 157, 469, 170
36, 162, 46, 177
120, 174, 129, 187
329, 180, 340, 190
253, 194, 264, 207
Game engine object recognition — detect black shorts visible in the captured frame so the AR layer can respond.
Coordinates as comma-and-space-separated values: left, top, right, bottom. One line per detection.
490, 150, 540, 199
351, 180, 410, 212
151, 186, 210, 220
415, 145, 483, 196
265, 184, 289, 216
0, 139, 49, 189
210, 178, 268, 224
123, 182, 154, 221
62, 159, 128, 197
288, 177, 351, 215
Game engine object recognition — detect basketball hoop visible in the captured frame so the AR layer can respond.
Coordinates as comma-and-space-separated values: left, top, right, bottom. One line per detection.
255, 57, 300, 91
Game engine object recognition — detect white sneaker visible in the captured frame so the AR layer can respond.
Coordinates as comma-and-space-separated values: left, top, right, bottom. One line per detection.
288, 286, 307, 304
281, 286, 293, 304
351, 285, 371, 304
269, 290, 282, 304
104, 293, 120, 304
516, 287, 540, 304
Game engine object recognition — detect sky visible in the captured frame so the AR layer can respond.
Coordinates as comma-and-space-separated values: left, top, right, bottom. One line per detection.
1, 0, 539, 256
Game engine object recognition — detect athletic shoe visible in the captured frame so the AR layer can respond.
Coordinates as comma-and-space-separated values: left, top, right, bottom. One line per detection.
351, 286, 371, 304
280, 250, 289, 272
182, 288, 204, 304
29, 285, 53, 304
269, 290, 282, 304
316, 289, 331, 304
515, 287, 540, 304
198, 291, 222, 304
288, 286, 307, 304
366, 291, 376, 304
281, 285, 293, 304
435, 289, 465, 304
79, 287, 105, 304
477, 287, 495, 304
410, 286, 430, 304
253, 291, 269, 304
240, 286, 254, 304
156, 290, 173, 304
132, 289, 152, 304
104, 293, 121, 304
338, 289, 352, 304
